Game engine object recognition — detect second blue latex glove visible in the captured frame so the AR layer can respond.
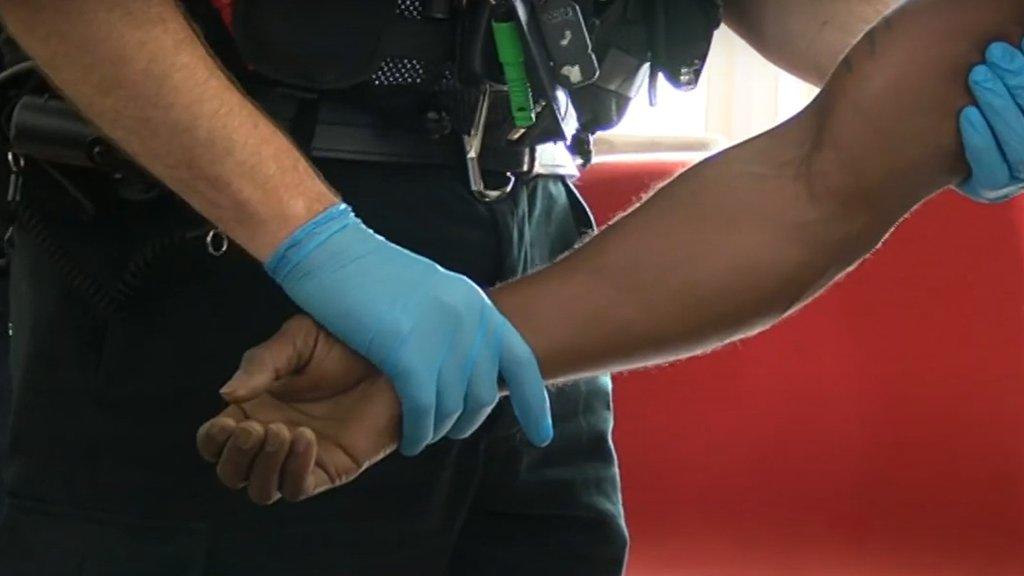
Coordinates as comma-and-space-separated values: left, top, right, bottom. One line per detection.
266, 203, 553, 456
959, 40, 1024, 203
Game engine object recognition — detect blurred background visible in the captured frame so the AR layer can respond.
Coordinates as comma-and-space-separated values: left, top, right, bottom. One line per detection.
574, 30, 1024, 576
602, 26, 817, 154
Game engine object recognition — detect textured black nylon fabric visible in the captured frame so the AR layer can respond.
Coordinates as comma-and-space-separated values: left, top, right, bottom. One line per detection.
231, 0, 403, 89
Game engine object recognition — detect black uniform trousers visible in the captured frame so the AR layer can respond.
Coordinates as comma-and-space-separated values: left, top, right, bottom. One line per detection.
0, 157, 628, 575
0, 259, 8, 518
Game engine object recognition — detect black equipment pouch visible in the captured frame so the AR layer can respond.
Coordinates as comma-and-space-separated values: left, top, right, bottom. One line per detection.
230, 0, 455, 90
571, 0, 722, 135
8, 95, 124, 171
456, 0, 722, 163
648, 0, 722, 91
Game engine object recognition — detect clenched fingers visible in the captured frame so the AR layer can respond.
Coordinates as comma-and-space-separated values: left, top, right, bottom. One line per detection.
216, 420, 265, 490
246, 423, 292, 505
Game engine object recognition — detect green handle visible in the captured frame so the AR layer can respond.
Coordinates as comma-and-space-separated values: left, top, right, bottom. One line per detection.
491, 19, 536, 128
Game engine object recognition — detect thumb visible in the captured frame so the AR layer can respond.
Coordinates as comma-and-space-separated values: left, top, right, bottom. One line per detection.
220, 315, 320, 403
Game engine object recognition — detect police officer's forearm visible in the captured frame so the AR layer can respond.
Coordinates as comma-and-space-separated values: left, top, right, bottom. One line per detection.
0, 0, 337, 260
494, 0, 1023, 381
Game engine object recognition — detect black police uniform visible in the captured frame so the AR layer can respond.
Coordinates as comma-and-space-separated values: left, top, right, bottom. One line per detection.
0, 225, 7, 519
0, 40, 13, 520
0, 0, 719, 574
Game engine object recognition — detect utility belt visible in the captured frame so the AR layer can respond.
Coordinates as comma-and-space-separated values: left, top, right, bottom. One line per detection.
0, 88, 579, 316
242, 81, 579, 196
0, 83, 579, 291
4, 85, 577, 208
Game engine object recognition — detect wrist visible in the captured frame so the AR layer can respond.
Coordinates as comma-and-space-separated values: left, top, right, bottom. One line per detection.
490, 280, 554, 379
248, 187, 340, 263
489, 256, 607, 382
265, 202, 348, 279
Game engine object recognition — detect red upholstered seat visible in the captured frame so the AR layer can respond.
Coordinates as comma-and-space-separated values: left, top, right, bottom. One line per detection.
575, 160, 1024, 576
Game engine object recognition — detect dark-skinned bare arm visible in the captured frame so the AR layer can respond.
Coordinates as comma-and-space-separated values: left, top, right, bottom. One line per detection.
493, 0, 1024, 381
199, 0, 1024, 502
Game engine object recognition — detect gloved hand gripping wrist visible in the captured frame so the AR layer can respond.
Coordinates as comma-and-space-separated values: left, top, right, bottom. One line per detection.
266, 203, 553, 455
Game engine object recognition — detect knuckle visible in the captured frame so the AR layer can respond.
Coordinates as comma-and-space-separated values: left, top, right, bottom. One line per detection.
239, 348, 257, 363
437, 280, 483, 313
284, 314, 315, 333
238, 348, 264, 369
239, 423, 265, 444
434, 294, 465, 320
237, 350, 271, 378
267, 422, 290, 440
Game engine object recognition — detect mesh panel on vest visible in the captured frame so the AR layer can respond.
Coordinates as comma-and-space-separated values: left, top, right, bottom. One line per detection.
371, 58, 428, 86
396, 0, 424, 19
371, 0, 430, 87
209, 0, 437, 87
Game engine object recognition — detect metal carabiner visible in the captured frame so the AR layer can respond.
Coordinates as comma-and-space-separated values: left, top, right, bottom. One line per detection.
464, 84, 515, 202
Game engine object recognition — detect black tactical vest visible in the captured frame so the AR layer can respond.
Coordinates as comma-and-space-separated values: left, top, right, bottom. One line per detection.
183, 0, 723, 139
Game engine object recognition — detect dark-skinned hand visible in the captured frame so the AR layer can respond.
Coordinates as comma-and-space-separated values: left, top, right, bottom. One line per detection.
196, 315, 403, 505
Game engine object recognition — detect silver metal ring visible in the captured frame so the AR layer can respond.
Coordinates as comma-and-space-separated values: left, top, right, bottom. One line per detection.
7, 151, 24, 173
205, 229, 228, 257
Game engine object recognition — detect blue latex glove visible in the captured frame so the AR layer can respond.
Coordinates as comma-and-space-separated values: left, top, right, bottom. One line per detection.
959, 41, 1024, 203
266, 203, 552, 455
